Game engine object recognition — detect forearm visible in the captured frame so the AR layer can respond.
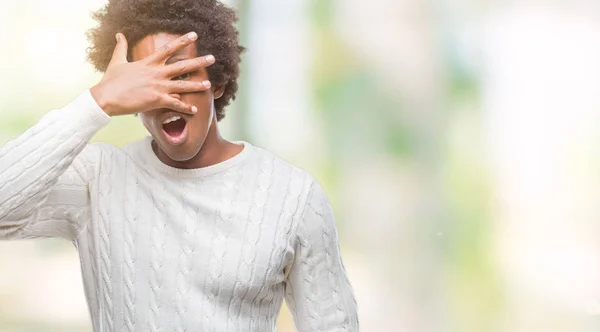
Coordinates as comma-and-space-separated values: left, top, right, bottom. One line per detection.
0, 90, 110, 220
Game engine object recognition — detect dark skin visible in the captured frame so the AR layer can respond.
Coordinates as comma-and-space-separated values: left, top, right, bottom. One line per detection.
91, 31, 242, 169
131, 33, 243, 169
91, 32, 210, 116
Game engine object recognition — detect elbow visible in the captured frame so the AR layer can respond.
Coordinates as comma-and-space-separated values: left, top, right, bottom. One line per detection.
0, 218, 31, 240
0, 206, 36, 239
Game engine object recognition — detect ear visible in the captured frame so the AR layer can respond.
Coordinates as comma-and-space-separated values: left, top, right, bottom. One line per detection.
213, 85, 225, 100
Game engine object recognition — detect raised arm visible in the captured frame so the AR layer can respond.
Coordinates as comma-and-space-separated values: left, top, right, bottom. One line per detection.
0, 92, 109, 241
0, 31, 214, 241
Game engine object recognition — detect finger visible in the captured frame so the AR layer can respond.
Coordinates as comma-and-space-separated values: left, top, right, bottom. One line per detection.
164, 80, 212, 94
146, 32, 198, 64
110, 33, 129, 65
160, 96, 198, 114
162, 55, 215, 78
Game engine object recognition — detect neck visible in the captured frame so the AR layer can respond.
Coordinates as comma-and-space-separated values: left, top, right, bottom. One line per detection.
153, 118, 242, 170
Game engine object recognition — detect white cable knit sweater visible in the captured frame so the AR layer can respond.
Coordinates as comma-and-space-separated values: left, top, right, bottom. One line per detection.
0, 91, 359, 332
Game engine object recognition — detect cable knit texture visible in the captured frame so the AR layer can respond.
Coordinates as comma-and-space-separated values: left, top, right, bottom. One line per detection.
0, 90, 359, 332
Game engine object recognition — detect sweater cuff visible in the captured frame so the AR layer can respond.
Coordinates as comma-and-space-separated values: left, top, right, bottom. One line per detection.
61, 89, 112, 141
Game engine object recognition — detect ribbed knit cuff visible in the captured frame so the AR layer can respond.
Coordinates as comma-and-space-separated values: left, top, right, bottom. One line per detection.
60, 89, 112, 141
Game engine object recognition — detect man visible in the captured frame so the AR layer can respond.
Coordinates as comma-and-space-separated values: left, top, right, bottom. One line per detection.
0, 0, 358, 331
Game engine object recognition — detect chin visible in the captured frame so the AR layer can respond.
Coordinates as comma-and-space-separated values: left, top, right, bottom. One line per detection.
158, 140, 203, 163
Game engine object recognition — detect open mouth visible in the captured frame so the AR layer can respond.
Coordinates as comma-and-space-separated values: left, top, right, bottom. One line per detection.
161, 115, 188, 145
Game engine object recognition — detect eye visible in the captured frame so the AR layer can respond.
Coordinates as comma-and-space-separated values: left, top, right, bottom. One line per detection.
171, 72, 192, 81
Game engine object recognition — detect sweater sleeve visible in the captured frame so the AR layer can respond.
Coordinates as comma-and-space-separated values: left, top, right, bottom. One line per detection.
0, 90, 110, 241
284, 181, 359, 332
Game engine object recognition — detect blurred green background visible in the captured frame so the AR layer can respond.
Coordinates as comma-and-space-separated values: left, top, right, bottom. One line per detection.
2, 0, 600, 331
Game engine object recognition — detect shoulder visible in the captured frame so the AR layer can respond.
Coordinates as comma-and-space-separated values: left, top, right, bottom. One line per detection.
247, 143, 331, 220
82, 141, 124, 162
77, 139, 145, 174
74, 142, 113, 168
121, 137, 149, 155
64, 142, 117, 181
247, 144, 318, 199
88, 136, 151, 160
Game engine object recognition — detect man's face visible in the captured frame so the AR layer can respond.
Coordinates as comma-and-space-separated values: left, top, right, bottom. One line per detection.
131, 33, 221, 162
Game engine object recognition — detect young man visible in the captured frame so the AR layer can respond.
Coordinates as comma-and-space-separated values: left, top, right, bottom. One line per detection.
0, 0, 358, 331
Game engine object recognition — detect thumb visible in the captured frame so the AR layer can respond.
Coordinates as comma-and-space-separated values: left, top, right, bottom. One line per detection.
110, 33, 129, 65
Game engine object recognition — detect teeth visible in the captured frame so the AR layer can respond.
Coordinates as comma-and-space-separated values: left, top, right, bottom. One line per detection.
163, 116, 181, 124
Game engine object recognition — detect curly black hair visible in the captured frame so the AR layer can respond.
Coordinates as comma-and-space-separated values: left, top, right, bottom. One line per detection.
86, 0, 245, 121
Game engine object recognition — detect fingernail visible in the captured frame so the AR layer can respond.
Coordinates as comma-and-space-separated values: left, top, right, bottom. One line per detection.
205, 55, 215, 63
115, 33, 120, 42
187, 32, 197, 40
203, 81, 212, 88
192, 106, 198, 113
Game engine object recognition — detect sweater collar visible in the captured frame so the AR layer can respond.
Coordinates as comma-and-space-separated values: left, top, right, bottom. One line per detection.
140, 136, 253, 178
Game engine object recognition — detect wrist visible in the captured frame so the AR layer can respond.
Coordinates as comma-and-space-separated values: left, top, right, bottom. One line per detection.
90, 83, 115, 116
